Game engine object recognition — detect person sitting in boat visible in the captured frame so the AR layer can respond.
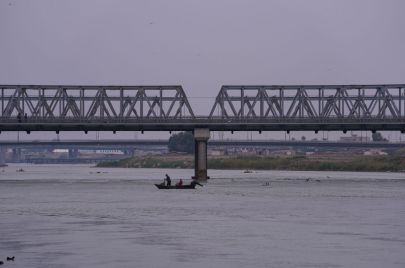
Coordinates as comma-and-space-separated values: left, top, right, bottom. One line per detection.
176, 179, 183, 186
165, 174, 171, 186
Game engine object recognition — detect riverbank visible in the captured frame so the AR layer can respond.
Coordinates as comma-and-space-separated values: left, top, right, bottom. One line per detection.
96, 154, 405, 172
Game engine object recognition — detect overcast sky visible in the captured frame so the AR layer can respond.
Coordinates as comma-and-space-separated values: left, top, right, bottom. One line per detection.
1, 0, 405, 140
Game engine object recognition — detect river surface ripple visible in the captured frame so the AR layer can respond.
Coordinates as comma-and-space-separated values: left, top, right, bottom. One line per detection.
1, 164, 405, 268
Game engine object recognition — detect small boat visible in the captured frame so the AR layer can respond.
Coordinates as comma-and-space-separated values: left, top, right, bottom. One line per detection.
154, 181, 203, 189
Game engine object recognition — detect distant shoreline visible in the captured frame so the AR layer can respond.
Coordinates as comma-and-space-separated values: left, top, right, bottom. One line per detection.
97, 154, 405, 172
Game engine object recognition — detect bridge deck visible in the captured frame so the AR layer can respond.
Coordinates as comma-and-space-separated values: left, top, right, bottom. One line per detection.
0, 139, 403, 149
0, 117, 404, 132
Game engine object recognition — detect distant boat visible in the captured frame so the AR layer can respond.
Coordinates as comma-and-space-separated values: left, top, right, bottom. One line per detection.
154, 181, 203, 189
243, 170, 253, 173
16, 168, 25, 172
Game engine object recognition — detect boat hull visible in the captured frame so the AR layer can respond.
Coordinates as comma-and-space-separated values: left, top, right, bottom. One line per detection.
154, 184, 197, 189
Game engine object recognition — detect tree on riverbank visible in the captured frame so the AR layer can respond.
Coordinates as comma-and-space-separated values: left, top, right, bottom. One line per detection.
168, 131, 194, 153
372, 132, 388, 142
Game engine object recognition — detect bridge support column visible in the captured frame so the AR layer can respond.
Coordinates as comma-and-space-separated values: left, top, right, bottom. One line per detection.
0, 146, 7, 167
192, 128, 210, 181
68, 148, 78, 159
12, 148, 22, 162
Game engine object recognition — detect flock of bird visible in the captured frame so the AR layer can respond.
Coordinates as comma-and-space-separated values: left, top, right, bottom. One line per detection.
0, 256, 15, 265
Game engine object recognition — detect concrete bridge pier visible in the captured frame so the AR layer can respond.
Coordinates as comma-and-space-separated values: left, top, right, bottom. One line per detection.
0, 146, 7, 167
193, 128, 210, 181
12, 148, 22, 162
68, 148, 79, 159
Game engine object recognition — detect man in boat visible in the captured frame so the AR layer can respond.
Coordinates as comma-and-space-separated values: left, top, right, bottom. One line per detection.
165, 174, 171, 186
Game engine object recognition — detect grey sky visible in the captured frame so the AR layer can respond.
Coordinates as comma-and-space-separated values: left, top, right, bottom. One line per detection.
1, 0, 405, 140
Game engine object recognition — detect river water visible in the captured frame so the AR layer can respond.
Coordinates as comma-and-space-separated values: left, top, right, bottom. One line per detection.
0, 164, 404, 268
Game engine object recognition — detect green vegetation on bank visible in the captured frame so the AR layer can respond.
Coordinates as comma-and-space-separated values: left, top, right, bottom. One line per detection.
97, 155, 405, 172
168, 131, 194, 153
208, 156, 405, 172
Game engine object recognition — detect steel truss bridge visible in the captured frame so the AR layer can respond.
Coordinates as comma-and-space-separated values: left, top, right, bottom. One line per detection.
0, 84, 405, 132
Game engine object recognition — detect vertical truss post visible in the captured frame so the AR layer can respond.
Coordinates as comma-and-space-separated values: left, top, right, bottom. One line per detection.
260, 88, 264, 118
140, 88, 144, 118
240, 87, 244, 118
398, 87, 401, 117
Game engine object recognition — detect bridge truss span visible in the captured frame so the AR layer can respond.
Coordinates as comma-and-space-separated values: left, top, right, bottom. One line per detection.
209, 85, 405, 120
0, 84, 405, 132
0, 85, 195, 120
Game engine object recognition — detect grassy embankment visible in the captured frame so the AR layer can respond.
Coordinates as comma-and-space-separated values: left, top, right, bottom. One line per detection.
97, 154, 405, 172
